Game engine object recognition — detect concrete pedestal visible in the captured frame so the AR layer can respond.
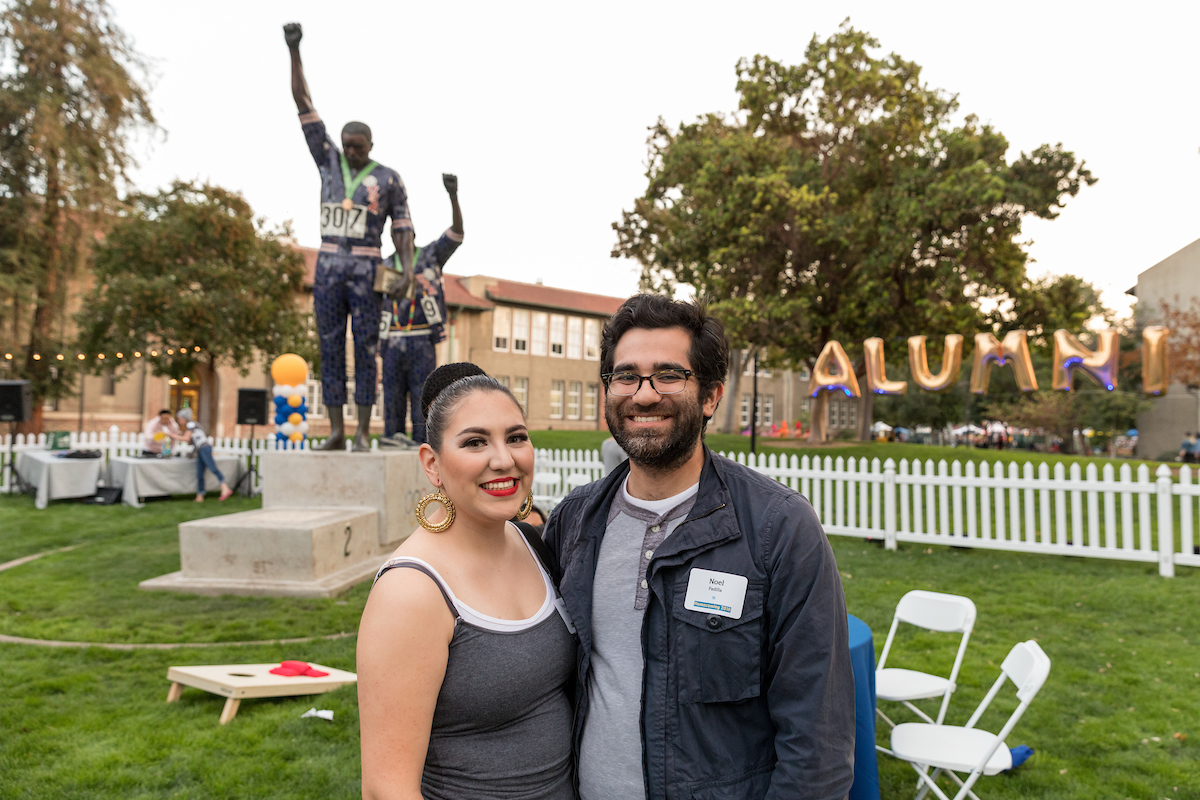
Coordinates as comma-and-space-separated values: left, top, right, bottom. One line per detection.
260, 450, 426, 547
140, 450, 429, 598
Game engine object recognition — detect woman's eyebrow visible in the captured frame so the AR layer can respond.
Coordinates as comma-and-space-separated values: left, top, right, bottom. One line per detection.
456, 427, 490, 437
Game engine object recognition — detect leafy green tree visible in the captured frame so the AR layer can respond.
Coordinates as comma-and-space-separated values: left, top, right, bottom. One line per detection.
0, 0, 154, 430
77, 182, 313, 432
613, 20, 1095, 441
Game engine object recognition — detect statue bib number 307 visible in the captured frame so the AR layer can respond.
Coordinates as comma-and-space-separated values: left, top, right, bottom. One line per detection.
320, 202, 369, 239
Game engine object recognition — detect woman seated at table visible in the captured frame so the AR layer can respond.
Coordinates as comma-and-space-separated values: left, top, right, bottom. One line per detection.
357, 363, 575, 800
171, 407, 232, 502
141, 409, 180, 457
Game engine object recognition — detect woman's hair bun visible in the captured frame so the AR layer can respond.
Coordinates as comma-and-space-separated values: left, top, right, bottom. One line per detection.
421, 362, 487, 420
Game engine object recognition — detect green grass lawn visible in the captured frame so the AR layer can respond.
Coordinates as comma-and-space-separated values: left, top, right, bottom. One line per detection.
2, 484, 1198, 798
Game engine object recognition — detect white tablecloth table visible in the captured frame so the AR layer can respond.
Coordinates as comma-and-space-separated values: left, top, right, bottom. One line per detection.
15, 450, 104, 510
108, 455, 243, 508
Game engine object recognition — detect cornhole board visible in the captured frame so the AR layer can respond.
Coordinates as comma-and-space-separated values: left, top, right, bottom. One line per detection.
165, 662, 357, 724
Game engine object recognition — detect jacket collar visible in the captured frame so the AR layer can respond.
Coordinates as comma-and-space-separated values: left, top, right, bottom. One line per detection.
648, 446, 743, 568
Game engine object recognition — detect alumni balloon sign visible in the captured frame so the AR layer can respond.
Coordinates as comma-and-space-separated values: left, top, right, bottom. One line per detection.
808, 326, 1171, 399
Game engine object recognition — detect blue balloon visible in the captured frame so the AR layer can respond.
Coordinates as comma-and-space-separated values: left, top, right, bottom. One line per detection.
274, 395, 287, 407
296, 402, 308, 415
275, 411, 288, 425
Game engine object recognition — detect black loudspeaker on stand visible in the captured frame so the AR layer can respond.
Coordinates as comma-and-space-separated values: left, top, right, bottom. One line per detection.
1, 380, 33, 495
232, 388, 270, 497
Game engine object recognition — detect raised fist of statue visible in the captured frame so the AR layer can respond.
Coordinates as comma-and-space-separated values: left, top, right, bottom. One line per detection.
442, 173, 458, 195
283, 23, 303, 47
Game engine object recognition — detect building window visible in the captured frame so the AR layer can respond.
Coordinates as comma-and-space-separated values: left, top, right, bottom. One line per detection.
550, 314, 565, 357
307, 379, 325, 418
801, 396, 810, 412
567, 381, 582, 419
584, 319, 600, 360
513, 377, 529, 413
848, 399, 856, 427
550, 380, 564, 418
567, 317, 583, 360
495, 375, 510, 388
798, 365, 811, 380
741, 393, 772, 428
532, 312, 548, 356
512, 309, 529, 353
741, 349, 772, 378
492, 307, 511, 352
585, 383, 599, 420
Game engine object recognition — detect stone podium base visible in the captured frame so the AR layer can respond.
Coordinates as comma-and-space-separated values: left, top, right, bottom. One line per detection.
139, 507, 386, 598
260, 450, 425, 547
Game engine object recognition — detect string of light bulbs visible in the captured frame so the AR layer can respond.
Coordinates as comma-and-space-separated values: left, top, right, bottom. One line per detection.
1, 345, 205, 363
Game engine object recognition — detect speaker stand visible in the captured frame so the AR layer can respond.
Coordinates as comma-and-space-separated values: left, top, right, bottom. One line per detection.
6, 421, 33, 497
232, 424, 262, 498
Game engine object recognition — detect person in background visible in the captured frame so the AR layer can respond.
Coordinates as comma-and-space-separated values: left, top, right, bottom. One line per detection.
141, 409, 180, 457
600, 436, 628, 475
1180, 432, 1198, 464
172, 407, 232, 503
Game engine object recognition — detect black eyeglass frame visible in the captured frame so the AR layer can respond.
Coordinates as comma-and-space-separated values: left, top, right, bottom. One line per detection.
600, 368, 695, 396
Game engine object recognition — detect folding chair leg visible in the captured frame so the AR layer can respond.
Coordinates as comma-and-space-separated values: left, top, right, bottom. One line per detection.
914, 767, 941, 800
902, 700, 937, 724
909, 763, 953, 800
876, 707, 897, 728
942, 768, 984, 800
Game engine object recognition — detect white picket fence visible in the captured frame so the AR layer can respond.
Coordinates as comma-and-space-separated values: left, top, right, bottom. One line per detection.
6, 434, 1199, 577
524, 449, 1200, 578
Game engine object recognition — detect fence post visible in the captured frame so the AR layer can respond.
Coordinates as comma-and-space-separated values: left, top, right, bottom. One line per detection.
1157, 464, 1175, 578
883, 458, 897, 551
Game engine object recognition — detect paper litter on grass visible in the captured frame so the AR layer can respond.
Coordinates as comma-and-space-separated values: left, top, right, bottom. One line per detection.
301, 708, 334, 721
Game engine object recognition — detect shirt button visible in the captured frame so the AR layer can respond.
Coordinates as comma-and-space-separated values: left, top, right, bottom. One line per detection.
641, 579, 648, 589
645, 550, 654, 559
707, 615, 721, 629
650, 525, 660, 533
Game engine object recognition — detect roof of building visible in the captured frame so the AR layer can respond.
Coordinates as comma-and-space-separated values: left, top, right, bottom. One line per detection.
482, 278, 626, 316
444, 275, 495, 309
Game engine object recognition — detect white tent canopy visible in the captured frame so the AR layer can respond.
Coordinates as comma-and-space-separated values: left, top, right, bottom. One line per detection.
952, 424, 985, 435
871, 421, 894, 433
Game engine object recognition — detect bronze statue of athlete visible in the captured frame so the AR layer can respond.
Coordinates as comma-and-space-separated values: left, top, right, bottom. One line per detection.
285, 22, 415, 451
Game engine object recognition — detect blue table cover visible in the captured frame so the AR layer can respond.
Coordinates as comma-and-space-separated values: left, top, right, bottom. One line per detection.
847, 614, 881, 800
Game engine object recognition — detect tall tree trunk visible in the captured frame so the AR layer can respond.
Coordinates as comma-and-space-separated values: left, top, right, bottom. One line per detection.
199, 357, 219, 435
722, 348, 744, 433
25, 162, 65, 435
858, 390, 874, 441
808, 392, 829, 442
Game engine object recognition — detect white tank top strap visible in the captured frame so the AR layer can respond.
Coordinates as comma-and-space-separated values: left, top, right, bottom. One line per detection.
373, 526, 557, 633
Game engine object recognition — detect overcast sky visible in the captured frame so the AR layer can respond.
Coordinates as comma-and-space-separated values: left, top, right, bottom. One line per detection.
111, 0, 1199, 318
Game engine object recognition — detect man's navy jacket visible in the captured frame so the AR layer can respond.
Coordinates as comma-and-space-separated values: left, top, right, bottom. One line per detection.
542, 447, 856, 800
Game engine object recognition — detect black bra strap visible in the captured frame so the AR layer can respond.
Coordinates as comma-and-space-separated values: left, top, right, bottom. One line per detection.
376, 561, 460, 620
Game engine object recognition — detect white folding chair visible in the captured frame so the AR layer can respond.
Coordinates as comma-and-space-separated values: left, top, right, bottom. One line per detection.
889, 639, 1050, 800
876, 590, 977, 734
532, 472, 562, 510
564, 472, 592, 491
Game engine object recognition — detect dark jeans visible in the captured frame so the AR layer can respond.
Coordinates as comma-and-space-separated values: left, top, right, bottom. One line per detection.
196, 444, 225, 494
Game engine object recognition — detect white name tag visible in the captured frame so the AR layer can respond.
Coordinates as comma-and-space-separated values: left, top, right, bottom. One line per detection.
683, 568, 748, 619
419, 294, 443, 324
319, 202, 369, 239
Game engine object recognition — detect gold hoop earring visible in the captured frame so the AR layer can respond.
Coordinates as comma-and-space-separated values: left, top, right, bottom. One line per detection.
415, 489, 455, 532
516, 491, 534, 520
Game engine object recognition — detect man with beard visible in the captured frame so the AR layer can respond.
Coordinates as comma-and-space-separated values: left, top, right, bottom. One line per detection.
542, 294, 855, 800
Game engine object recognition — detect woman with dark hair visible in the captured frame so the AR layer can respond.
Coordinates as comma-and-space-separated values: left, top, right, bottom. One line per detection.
357, 363, 575, 800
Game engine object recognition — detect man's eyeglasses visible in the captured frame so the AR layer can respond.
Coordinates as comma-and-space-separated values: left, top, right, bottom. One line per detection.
601, 369, 694, 396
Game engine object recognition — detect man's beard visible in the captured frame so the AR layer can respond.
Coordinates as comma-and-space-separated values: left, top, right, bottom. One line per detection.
606, 394, 705, 473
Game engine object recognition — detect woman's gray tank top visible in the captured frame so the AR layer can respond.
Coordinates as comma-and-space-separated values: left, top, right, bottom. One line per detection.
374, 559, 576, 800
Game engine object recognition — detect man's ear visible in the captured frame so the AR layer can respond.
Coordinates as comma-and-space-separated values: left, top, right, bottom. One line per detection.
702, 383, 724, 420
